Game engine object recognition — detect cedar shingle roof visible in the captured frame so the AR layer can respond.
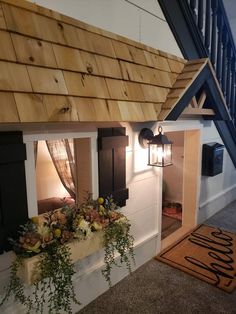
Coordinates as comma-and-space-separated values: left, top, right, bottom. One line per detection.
0, 0, 229, 123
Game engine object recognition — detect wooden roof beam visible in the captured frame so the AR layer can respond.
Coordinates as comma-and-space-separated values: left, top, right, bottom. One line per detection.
181, 107, 215, 116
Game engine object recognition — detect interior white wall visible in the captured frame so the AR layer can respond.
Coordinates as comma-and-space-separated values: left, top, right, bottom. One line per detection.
163, 131, 184, 203
36, 140, 70, 200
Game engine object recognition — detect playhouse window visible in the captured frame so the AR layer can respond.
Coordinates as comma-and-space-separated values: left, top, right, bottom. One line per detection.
23, 132, 98, 217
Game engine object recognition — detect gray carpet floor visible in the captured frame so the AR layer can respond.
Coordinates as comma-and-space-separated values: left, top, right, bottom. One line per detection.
78, 201, 236, 314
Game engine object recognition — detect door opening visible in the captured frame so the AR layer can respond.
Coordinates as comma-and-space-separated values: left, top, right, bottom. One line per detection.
162, 131, 184, 240
161, 129, 200, 250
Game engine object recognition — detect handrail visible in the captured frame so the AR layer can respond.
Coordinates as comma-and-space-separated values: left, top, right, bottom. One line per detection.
186, 0, 236, 123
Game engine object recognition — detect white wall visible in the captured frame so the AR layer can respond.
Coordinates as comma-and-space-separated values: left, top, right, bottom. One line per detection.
198, 120, 236, 222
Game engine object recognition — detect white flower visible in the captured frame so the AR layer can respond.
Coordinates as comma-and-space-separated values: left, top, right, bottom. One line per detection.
85, 227, 92, 238
75, 218, 92, 239
115, 216, 128, 225
37, 225, 51, 238
78, 219, 90, 230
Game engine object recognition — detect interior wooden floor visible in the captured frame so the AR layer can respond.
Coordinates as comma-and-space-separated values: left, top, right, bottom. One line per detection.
161, 215, 182, 240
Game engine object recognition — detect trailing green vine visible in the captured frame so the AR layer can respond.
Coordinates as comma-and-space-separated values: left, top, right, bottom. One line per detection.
32, 242, 80, 314
102, 217, 135, 287
0, 243, 80, 314
0, 256, 33, 313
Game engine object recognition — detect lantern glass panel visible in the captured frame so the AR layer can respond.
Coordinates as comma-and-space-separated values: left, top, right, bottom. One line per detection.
149, 144, 156, 166
148, 143, 172, 167
163, 144, 172, 166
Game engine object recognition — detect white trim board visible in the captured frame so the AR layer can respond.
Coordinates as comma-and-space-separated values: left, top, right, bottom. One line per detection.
198, 184, 236, 223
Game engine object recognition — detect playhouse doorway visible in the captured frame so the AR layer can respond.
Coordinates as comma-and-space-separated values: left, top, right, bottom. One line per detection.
161, 129, 200, 249
162, 131, 184, 239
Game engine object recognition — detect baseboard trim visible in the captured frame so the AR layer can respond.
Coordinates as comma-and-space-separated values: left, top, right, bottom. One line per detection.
198, 184, 236, 223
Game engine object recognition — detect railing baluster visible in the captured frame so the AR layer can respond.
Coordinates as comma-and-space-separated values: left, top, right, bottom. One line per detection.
230, 59, 235, 120
205, 0, 211, 53
230, 58, 235, 110
234, 88, 236, 124
216, 13, 223, 83
190, 0, 197, 23
198, 0, 204, 36
226, 44, 232, 106
221, 27, 228, 97
211, 0, 218, 67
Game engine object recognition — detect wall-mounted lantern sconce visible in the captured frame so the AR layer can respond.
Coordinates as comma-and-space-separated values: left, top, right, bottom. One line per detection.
138, 126, 173, 167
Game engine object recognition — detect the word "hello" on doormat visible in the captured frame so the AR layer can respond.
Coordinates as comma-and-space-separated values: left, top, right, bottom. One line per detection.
156, 224, 236, 292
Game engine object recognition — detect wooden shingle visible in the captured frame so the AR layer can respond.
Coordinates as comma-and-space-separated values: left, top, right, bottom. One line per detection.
0, 61, 32, 91
120, 61, 174, 87
105, 79, 145, 102
43, 95, 78, 121
0, 30, 16, 61
141, 103, 159, 121
27, 66, 68, 94
64, 72, 110, 98
72, 97, 111, 122
112, 40, 133, 62
0, 92, 19, 122
15, 93, 48, 122
53, 44, 86, 72
141, 84, 169, 103
12, 34, 57, 67
0, 3, 6, 29
115, 101, 145, 121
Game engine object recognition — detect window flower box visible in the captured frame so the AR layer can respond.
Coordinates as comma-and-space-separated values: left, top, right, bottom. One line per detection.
17, 230, 104, 284
1, 196, 134, 313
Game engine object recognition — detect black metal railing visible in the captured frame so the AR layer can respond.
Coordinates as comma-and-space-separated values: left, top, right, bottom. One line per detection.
187, 0, 236, 123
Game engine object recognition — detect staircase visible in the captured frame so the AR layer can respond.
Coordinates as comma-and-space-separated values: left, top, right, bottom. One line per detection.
159, 0, 236, 167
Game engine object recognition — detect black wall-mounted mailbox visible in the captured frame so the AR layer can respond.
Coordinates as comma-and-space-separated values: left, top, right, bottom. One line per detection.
202, 142, 224, 176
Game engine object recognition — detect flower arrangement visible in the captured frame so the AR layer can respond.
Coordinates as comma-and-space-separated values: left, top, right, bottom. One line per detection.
0, 194, 135, 314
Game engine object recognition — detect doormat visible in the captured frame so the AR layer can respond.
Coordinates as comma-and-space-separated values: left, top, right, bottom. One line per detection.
156, 224, 236, 292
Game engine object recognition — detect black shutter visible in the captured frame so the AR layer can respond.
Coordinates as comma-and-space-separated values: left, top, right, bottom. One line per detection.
98, 127, 129, 207
0, 132, 28, 253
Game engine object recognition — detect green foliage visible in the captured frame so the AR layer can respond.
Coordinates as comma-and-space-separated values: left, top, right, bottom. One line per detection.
32, 242, 80, 314
0, 243, 80, 314
102, 219, 135, 287
0, 256, 33, 313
